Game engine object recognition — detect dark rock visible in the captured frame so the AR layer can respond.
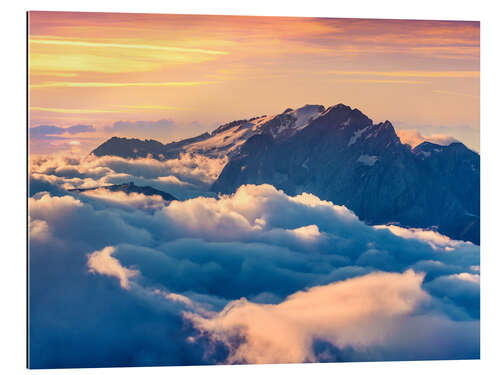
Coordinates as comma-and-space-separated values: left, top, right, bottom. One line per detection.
69, 182, 177, 202
212, 106, 480, 244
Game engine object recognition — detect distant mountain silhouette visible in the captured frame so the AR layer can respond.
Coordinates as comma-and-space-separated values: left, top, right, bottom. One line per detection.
69, 181, 177, 201
91, 104, 480, 244
91, 133, 211, 159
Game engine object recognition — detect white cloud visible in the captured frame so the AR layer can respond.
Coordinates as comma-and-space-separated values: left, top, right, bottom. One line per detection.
81, 189, 167, 211
30, 192, 84, 219
186, 270, 428, 364
29, 217, 51, 242
156, 175, 192, 186
375, 225, 466, 251
30, 153, 227, 199
157, 184, 358, 242
449, 272, 480, 284
28, 167, 480, 366
397, 129, 458, 148
287, 224, 321, 242
29, 192, 153, 247
87, 246, 139, 289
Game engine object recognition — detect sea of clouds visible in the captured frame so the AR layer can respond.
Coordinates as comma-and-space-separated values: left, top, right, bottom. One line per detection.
28, 153, 480, 368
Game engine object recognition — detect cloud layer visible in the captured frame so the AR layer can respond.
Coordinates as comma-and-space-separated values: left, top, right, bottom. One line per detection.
30, 153, 227, 199
30, 124, 96, 140
29, 160, 480, 368
397, 129, 458, 148
187, 270, 429, 364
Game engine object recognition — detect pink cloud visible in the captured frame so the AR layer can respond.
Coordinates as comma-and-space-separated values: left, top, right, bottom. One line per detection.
185, 270, 428, 364
87, 246, 139, 289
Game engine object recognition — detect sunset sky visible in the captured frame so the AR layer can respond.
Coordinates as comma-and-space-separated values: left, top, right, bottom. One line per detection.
28, 11, 480, 153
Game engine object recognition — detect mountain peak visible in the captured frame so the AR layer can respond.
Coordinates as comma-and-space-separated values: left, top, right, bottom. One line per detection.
286, 104, 326, 129
447, 141, 469, 151
331, 103, 351, 110
414, 140, 469, 152
414, 141, 444, 150
307, 103, 373, 133
297, 104, 326, 111
92, 136, 166, 158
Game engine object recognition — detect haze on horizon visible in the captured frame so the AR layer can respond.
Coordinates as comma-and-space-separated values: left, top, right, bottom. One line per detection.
28, 12, 480, 153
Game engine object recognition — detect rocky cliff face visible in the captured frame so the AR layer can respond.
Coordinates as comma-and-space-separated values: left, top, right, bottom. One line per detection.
212, 104, 480, 244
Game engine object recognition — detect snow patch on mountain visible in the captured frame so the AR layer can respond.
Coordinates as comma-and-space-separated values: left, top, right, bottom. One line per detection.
184, 105, 327, 157
251, 115, 275, 131
289, 105, 325, 130
341, 118, 352, 128
185, 121, 254, 157
348, 126, 369, 146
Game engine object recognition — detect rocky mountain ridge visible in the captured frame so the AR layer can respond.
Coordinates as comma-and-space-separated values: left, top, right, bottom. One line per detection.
90, 104, 480, 244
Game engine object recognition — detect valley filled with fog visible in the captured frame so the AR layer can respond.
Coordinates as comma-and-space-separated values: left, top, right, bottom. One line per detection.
29, 148, 479, 367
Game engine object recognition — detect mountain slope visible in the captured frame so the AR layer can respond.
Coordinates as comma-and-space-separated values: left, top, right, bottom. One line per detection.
91, 105, 326, 160
91, 133, 211, 159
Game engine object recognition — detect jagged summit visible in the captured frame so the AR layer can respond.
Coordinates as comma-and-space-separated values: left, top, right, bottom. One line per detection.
91, 104, 381, 160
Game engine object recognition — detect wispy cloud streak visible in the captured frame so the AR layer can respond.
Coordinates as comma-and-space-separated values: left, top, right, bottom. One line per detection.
30, 38, 228, 55
30, 81, 216, 89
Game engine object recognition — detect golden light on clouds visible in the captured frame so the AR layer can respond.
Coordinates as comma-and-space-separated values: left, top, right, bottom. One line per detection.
30, 105, 190, 113
28, 11, 480, 152
334, 79, 427, 85
30, 107, 126, 114
30, 81, 216, 89
30, 38, 228, 55
328, 70, 480, 78
115, 105, 191, 111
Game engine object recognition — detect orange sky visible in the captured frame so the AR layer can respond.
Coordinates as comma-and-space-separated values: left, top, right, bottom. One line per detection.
28, 11, 480, 153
